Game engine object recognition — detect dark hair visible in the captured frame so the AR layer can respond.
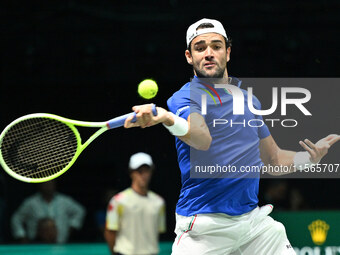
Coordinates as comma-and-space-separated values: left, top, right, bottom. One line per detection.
187, 22, 232, 53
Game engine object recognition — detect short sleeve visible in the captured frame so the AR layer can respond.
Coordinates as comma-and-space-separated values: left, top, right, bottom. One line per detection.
256, 114, 271, 139
105, 197, 123, 231
167, 84, 201, 120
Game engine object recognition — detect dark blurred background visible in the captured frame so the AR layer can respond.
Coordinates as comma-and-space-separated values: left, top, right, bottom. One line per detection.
0, 0, 339, 243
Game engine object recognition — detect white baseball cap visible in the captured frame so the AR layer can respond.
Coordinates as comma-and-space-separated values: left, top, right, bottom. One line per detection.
186, 18, 228, 48
129, 152, 154, 170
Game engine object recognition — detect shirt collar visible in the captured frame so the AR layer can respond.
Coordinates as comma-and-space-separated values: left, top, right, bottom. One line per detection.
192, 75, 242, 88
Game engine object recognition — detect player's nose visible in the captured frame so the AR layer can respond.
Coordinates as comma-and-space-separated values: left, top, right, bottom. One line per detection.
204, 46, 214, 60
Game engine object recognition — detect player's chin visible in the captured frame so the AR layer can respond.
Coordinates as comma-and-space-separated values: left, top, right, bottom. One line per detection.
203, 70, 219, 78
195, 65, 222, 79
203, 66, 223, 77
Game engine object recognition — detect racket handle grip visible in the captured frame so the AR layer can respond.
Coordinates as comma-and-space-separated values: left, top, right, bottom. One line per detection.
107, 104, 158, 129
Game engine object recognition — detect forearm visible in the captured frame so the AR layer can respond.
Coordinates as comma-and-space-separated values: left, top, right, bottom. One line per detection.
104, 229, 116, 255
164, 112, 212, 150
275, 149, 296, 167
124, 105, 212, 150
260, 136, 297, 175
177, 120, 211, 150
264, 149, 296, 176
260, 134, 340, 176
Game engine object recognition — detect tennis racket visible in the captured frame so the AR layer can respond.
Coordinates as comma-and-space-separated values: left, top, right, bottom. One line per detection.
0, 105, 157, 183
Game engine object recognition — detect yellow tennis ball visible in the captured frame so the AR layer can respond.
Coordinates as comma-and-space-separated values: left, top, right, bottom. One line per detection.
138, 79, 158, 99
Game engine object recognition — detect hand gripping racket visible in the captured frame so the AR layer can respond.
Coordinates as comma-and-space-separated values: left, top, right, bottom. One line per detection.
0, 105, 157, 183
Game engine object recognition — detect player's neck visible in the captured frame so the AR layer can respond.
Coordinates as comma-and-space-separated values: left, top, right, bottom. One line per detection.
131, 184, 148, 196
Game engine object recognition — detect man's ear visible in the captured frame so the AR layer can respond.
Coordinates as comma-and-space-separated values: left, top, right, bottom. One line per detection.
185, 50, 193, 65
226, 47, 231, 62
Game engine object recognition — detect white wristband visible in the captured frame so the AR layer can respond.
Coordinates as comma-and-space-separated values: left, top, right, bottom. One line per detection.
294, 151, 319, 170
163, 112, 189, 136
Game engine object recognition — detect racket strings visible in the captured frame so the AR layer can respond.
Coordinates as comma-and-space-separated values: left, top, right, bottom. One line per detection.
0, 118, 78, 179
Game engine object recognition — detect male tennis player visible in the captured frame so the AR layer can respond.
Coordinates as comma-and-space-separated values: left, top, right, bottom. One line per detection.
124, 18, 340, 255
104, 152, 166, 255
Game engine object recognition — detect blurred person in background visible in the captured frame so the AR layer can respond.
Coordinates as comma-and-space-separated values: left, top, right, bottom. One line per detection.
11, 180, 85, 243
104, 152, 166, 255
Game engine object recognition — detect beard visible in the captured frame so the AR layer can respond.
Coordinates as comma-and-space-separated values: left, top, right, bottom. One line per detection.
194, 64, 226, 79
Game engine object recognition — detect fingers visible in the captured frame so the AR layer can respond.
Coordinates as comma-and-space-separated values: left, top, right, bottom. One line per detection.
316, 134, 340, 147
299, 140, 316, 158
299, 134, 340, 163
124, 114, 138, 128
304, 139, 316, 150
327, 134, 340, 146
136, 105, 154, 128
324, 134, 339, 140
124, 104, 157, 129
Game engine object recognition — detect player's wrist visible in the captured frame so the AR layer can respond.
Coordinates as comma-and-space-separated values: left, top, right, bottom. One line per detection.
163, 112, 175, 126
163, 112, 188, 136
294, 151, 320, 170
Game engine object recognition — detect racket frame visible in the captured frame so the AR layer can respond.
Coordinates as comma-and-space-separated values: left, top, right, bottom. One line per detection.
0, 113, 109, 183
0, 105, 155, 183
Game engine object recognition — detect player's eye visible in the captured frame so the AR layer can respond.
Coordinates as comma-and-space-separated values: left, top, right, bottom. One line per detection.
195, 45, 205, 52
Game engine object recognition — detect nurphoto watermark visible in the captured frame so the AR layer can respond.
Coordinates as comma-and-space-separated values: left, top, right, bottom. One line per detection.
189, 78, 340, 179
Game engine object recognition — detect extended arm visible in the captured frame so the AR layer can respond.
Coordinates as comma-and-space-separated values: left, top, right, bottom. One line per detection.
124, 104, 212, 150
260, 134, 340, 175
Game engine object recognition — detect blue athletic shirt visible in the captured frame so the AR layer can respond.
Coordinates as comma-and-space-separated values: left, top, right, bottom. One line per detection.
167, 76, 271, 216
